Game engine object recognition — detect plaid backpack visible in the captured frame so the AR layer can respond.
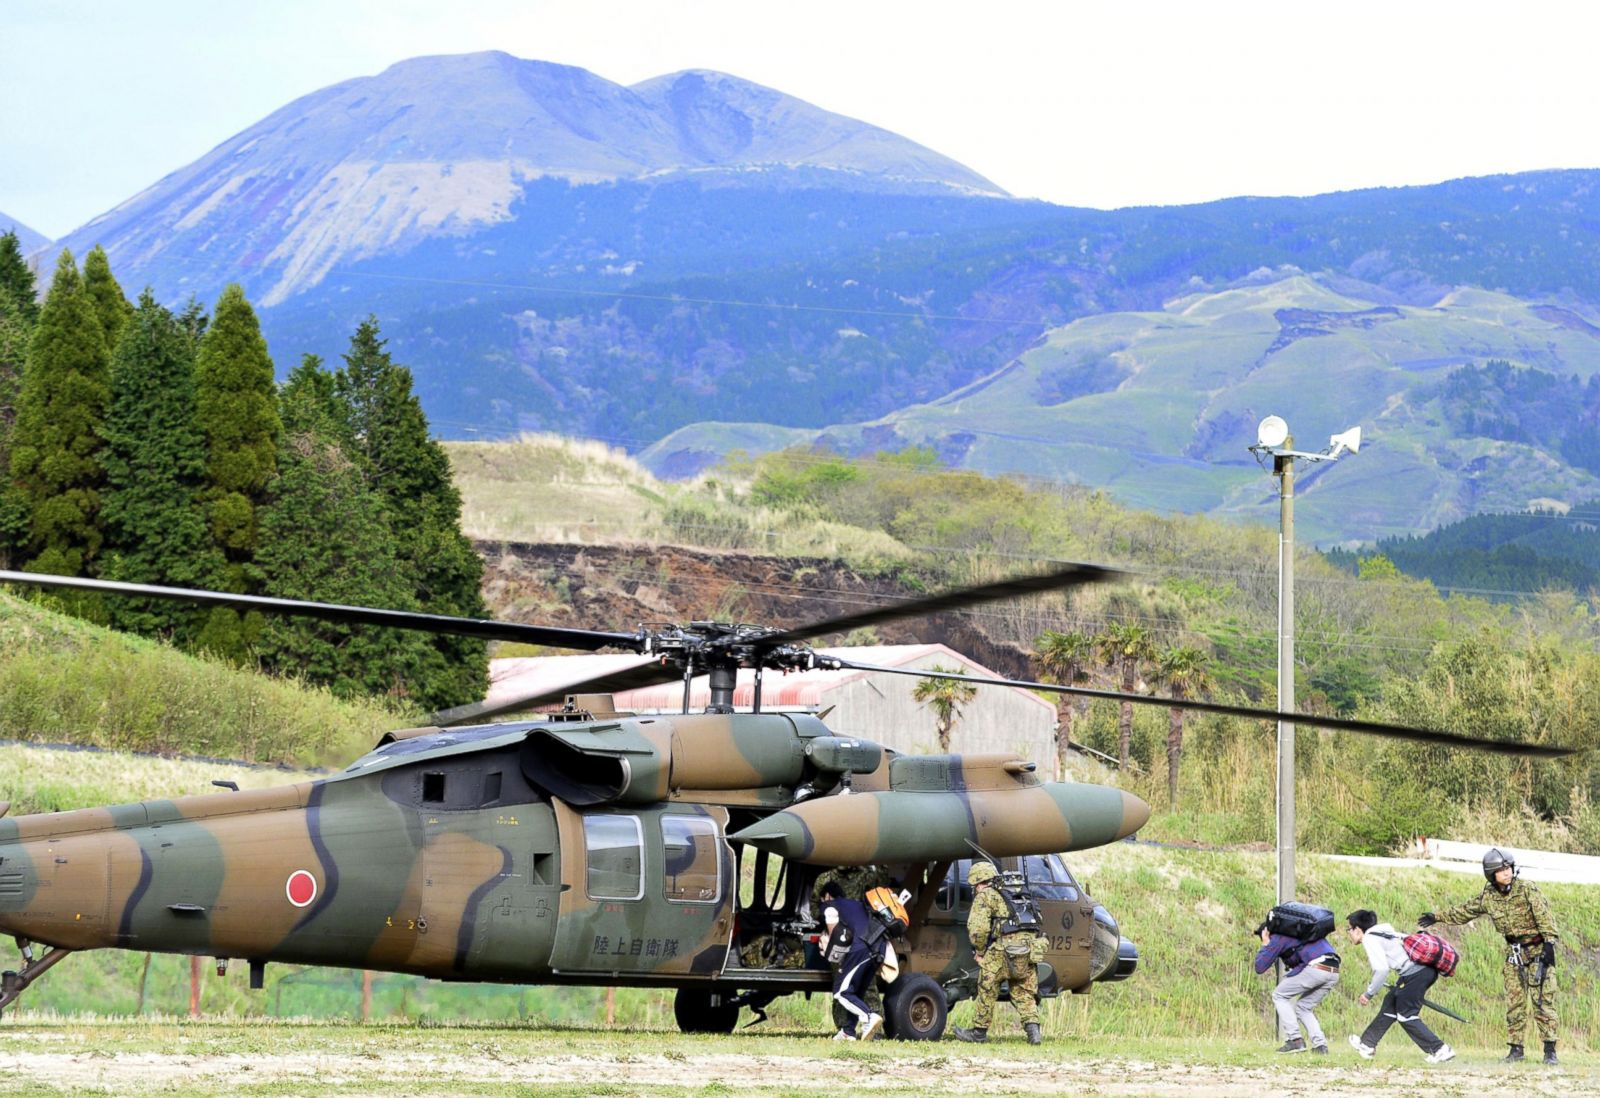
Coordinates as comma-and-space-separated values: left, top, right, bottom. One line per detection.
1395, 931, 1459, 976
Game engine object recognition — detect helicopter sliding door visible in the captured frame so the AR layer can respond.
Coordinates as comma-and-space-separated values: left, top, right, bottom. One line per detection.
549, 800, 734, 978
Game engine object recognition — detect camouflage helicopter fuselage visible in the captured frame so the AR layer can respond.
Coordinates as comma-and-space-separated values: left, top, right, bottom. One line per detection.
0, 709, 1148, 1031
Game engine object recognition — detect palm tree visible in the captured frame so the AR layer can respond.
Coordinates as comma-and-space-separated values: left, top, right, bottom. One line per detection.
1095, 623, 1157, 770
1034, 630, 1095, 779
911, 667, 979, 752
1156, 645, 1212, 808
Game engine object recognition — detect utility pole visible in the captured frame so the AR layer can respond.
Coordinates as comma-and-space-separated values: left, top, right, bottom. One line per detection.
1273, 444, 1296, 907
1250, 419, 1361, 910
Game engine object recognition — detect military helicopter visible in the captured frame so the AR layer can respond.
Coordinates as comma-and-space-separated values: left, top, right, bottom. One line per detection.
0, 565, 1574, 1039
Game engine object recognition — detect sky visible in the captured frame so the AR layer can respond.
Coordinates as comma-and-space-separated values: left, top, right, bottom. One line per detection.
4, 0, 1600, 240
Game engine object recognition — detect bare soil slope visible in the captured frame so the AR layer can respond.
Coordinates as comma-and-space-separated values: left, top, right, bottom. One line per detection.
479, 541, 1040, 679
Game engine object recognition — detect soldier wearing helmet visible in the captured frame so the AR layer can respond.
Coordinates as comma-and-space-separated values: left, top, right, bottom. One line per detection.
1420, 847, 1560, 1064
951, 860, 1042, 1045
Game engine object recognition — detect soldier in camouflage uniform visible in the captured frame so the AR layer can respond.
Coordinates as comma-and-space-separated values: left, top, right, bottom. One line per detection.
1421, 848, 1560, 1065
951, 861, 1042, 1044
813, 865, 890, 1030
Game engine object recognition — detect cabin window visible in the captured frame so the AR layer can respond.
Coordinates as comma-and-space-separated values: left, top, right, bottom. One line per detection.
422, 772, 446, 804
483, 771, 503, 804
662, 816, 721, 904
583, 814, 644, 901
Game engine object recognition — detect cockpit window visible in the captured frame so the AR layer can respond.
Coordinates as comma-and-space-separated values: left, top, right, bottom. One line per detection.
1021, 854, 1080, 901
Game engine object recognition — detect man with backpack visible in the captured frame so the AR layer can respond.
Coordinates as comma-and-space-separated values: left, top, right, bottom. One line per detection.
1344, 909, 1455, 1063
819, 880, 885, 1041
1254, 907, 1340, 1054
1421, 847, 1560, 1065
951, 861, 1043, 1045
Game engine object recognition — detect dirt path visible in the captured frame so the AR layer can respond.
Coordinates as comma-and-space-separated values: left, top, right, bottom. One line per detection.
1, 1045, 1588, 1097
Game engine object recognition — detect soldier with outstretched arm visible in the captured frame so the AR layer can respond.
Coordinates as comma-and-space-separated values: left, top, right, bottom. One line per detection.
1420, 847, 1559, 1065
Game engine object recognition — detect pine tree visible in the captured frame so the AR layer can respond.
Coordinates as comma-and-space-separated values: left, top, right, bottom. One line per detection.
283, 353, 344, 437
0, 231, 39, 324
81, 245, 132, 353
0, 232, 38, 565
193, 284, 280, 657
101, 291, 219, 640
175, 296, 208, 346
256, 372, 424, 699
9, 250, 110, 585
333, 317, 486, 711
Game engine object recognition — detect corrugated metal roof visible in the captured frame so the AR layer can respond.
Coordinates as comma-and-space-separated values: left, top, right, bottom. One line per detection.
486, 644, 1056, 714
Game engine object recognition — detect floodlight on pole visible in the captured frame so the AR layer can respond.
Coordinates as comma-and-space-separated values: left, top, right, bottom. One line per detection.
1248, 418, 1360, 911
1257, 416, 1289, 449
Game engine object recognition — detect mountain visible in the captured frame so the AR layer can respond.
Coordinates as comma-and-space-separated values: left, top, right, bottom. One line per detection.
0, 212, 48, 253
53, 51, 1003, 307
37, 52, 1600, 543
641, 271, 1600, 544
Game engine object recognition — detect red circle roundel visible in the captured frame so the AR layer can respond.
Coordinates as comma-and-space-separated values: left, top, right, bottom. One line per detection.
286, 870, 318, 908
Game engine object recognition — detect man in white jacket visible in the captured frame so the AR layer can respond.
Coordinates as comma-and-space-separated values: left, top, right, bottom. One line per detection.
1344, 910, 1454, 1062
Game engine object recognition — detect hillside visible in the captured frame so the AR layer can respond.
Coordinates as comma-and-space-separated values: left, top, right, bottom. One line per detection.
0, 590, 399, 767
644, 272, 1600, 544
1326, 499, 1600, 595
258, 168, 1600, 460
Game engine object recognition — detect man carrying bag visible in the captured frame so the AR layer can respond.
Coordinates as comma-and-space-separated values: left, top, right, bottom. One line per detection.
1344, 909, 1455, 1063
1254, 902, 1340, 1054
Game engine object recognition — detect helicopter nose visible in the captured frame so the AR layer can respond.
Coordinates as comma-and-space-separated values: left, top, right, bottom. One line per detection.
1119, 790, 1151, 839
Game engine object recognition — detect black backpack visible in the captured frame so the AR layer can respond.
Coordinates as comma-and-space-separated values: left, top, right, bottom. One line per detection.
996, 871, 1044, 935
1266, 902, 1334, 942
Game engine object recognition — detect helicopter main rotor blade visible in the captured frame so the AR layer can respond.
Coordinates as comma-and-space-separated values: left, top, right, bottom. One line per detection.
0, 571, 645, 652
829, 659, 1580, 758
754, 561, 1124, 649
429, 656, 682, 726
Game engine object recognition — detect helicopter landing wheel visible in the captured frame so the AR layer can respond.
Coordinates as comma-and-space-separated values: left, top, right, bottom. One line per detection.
673, 987, 740, 1034
883, 974, 947, 1040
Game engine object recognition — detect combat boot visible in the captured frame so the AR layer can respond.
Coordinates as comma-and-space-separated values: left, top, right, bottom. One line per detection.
1503, 1044, 1525, 1063
1543, 1041, 1559, 1066
1024, 1022, 1042, 1045
953, 1026, 988, 1043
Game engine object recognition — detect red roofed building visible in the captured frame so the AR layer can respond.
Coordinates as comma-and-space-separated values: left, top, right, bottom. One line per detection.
488, 644, 1057, 764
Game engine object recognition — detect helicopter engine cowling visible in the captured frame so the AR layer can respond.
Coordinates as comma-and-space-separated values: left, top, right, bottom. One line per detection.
519, 713, 854, 806
728, 753, 1150, 864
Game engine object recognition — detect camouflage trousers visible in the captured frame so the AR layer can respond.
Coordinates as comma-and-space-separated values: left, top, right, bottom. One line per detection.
972, 938, 1039, 1028
1505, 953, 1558, 1044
